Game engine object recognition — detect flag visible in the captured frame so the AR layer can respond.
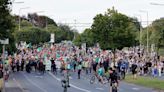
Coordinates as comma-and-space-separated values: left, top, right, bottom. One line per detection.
37, 47, 42, 52
26, 43, 32, 48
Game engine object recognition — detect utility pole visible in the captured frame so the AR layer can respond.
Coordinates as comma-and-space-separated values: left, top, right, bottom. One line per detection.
0, 38, 9, 92
46, 17, 48, 31
2, 45, 5, 92
134, 14, 142, 57
139, 10, 149, 56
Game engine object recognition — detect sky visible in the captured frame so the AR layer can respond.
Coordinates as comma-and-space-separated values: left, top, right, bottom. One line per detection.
12, 0, 164, 33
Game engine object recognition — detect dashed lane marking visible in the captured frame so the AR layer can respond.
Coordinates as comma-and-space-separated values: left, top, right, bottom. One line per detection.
22, 73, 47, 92
96, 88, 104, 90
132, 87, 140, 90
49, 72, 91, 92
13, 78, 26, 92
34, 76, 43, 78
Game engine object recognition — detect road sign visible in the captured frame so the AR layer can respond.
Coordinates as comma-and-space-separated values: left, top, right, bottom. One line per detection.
50, 33, 55, 43
0, 39, 9, 45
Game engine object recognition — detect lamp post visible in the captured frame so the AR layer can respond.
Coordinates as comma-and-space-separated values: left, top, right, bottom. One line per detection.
11, 1, 24, 7
150, 2, 164, 6
139, 10, 149, 56
19, 7, 30, 31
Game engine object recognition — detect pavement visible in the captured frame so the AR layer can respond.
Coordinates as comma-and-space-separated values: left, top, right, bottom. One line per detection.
4, 70, 163, 92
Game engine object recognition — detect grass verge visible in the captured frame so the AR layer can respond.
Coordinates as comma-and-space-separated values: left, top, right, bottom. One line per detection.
124, 75, 164, 90
159, 48, 164, 56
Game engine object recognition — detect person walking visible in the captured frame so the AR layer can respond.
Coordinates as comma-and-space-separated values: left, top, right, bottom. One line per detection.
77, 62, 82, 79
21, 59, 25, 71
131, 60, 138, 79
157, 61, 162, 77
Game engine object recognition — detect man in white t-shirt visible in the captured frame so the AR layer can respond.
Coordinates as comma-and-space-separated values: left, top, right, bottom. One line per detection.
158, 62, 162, 77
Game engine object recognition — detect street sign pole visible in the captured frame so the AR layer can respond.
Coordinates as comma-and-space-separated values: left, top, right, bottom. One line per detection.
2, 45, 5, 92
0, 38, 9, 92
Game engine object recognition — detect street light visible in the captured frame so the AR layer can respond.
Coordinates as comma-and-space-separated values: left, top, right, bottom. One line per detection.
0, 1, 23, 8
139, 10, 149, 56
150, 2, 164, 6
11, 0, 24, 9
19, 7, 30, 31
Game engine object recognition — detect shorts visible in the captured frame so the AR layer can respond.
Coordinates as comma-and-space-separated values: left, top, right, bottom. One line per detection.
98, 72, 103, 76
110, 80, 118, 86
93, 66, 97, 72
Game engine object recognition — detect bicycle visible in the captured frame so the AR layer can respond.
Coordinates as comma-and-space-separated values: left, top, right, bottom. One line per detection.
61, 69, 70, 92
90, 73, 109, 84
111, 81, 118, 92
61, 79, 68, 92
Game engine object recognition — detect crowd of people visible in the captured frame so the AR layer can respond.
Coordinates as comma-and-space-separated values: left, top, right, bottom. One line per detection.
0, 42, 164, 87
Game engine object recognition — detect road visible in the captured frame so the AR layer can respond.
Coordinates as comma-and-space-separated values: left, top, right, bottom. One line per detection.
5, 70, 158, 92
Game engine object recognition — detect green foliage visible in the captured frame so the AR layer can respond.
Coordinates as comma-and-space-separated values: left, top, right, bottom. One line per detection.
14, 27, 50, 44
21, 20, 33, 28
152, 18, 164, 47
56, 24, 74, 43
73, 28, 94, 47
0, 0, 14, 39
73, 34, 82, 46
141, 18, 164, 52
89, 7, 138, 50
0, 0, 16, 54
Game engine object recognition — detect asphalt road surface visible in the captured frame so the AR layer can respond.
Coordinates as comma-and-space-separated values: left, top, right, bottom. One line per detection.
5, 70, 158, 92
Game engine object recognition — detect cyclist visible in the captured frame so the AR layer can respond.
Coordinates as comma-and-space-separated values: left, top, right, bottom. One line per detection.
97, 63, 105, 84
109, 66, 120, 92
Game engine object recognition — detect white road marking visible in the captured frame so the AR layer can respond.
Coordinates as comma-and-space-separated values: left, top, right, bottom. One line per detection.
96, 88, 104, 90
22, 73, 47, 92
35, 76, 43, 78
132, 87, 140, 90
69, 76, 73, 79
13, 78, 25, 92
49, 72, 91, 92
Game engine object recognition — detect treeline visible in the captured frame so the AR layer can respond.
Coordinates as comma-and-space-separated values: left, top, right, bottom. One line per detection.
74, 7, 164, 51
14, 13, 75, 44
74, 7, 139, 50
0, 0, 75, 54
1, 0, 164, 53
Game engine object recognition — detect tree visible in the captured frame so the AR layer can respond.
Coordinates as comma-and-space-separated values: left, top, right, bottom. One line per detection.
91, 7, 138, 50
0, 0, 16, 54
57, 24, 74, 42
14, 27, 50, 44
47, 24, 74, 43
73, 34, 82, 46
151, 18, 164, 47
0, 0, 13, 39
74, 28, 94, 47
141, 18, 164, 53
27, 13, 57, 28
